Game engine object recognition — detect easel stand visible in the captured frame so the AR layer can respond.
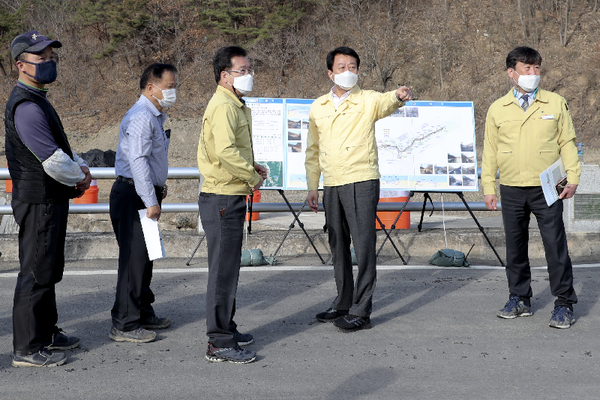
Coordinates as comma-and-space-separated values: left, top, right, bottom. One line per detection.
415, 191, 505, 267
375, 195, 412, 264
186, 234, 205, 266
269, 189, 326, 264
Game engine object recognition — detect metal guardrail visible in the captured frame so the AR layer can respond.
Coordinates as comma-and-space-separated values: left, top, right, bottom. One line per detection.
0, 167, 499, 215
0, 167, 201, 180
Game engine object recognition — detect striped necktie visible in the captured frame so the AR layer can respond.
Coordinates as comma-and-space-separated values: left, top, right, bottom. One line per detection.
521, 94, 529, 112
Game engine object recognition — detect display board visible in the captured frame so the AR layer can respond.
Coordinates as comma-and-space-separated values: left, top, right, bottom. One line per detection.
245, 98, 477, 191
376, 100, 477, 191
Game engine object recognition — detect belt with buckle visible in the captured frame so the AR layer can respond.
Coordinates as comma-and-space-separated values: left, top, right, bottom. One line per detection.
117, 176, 165, 194
116, 176, 135, 185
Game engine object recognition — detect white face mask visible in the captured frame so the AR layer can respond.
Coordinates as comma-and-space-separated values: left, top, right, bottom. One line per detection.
153, 84, 177, 108
333, 71, 359, 90
513, 71, 540, 93
230, 73, 254, 95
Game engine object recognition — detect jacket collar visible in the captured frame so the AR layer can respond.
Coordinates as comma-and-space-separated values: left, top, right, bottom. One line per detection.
217, 84, 245, 107
501, 88, 549, 106
321, 85, 363, 107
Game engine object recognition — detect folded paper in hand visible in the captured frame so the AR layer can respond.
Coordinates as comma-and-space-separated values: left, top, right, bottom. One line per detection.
539, 159, 567, 206
138, 209, 166, 261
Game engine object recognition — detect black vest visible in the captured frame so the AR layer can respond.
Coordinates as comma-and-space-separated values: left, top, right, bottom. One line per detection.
5, 85, 79, 203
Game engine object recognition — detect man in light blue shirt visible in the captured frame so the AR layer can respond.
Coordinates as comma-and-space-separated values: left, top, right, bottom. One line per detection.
109, 63, 177, 343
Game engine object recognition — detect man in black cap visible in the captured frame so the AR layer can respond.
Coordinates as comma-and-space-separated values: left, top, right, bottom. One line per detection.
5, 30, 92, 367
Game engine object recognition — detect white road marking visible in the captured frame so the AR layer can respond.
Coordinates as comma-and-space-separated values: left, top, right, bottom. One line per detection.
1, 263, 599, 278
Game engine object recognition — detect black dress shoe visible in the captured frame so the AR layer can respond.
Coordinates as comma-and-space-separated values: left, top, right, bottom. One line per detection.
334, 314, 372, 332
316, 308, 349, 322
140, 315, 171, 329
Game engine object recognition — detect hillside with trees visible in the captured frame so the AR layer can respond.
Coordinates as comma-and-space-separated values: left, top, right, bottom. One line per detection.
1, 0, 599, 229
2, 0, 599, 144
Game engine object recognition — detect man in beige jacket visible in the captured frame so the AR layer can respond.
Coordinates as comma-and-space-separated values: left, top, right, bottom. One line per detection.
197, 46, 267, 364
482, 46, 580, 329
305, 46, 412, 332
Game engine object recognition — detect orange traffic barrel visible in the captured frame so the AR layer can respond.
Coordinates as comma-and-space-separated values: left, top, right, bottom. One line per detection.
74, 179, 99, 204
5, 163, 12, 193
245, 190, 261, 221
376, 196, 410, 229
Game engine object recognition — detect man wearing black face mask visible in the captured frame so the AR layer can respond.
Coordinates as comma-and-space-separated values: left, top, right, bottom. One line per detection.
5, 30, 92, 367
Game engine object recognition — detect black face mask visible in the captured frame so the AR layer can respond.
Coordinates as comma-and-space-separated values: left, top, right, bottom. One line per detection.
20, 59, 57, 84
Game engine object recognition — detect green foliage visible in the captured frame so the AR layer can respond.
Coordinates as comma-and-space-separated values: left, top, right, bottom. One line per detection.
193, 0, 308, 43
262, 3, 305, 38
0, 2, 27, 61
72, 0, 151, 58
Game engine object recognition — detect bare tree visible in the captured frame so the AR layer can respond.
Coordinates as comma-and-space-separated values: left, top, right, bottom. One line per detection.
517, 0, 539, 47
329, 0, 411, 91
556, 0, 572, 46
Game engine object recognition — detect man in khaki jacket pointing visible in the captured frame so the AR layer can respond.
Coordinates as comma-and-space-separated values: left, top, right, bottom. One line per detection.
305, 46, 412, 333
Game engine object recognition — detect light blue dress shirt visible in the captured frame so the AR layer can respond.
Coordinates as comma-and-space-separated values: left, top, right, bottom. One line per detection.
513, 87, 538, 110
115, 95, 170, 207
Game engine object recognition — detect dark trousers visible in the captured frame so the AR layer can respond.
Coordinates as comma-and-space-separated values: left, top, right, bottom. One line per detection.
110, 180, 162, 331
198, 193, 246, 348
323, 179, 380, 317
500, 185, 577, 308
12, 199, 69, 356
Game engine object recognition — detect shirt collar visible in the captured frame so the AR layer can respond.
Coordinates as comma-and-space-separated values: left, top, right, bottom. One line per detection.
513, 87, 538, 101
323, 85, 362, 106
331, 86, 354, 102
502, 88, 548, 106
139, 94, 166, 119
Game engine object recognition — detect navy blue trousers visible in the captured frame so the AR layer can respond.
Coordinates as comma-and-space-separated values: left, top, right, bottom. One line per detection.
500, 185, 577, 308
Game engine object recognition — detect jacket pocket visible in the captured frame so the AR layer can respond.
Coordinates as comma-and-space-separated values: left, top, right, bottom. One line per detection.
538, 149, 559, 166
496, 150, 517, 179
342, 143, 370, 175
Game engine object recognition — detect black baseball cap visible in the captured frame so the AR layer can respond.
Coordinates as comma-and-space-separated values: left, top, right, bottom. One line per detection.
11, 30, 62, 61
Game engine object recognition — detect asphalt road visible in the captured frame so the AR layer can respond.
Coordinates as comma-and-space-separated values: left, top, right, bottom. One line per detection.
1, 258, 600, 399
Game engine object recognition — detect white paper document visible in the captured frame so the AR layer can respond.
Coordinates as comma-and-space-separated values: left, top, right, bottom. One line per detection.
138, 209, 166, 261
539, 158, 567, 206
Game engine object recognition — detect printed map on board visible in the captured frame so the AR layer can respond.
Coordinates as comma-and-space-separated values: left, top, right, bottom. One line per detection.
375, 101, 477, 191
246, 98, 477, 192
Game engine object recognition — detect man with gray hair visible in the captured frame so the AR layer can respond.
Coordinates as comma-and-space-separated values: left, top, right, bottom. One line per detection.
109, 63, 177, 344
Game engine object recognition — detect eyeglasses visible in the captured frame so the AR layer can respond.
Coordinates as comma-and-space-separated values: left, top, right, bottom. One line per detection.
226, 69, 254, 77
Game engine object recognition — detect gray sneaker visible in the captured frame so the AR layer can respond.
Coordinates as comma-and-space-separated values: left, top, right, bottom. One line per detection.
109, 327, 156, 343
12, 350, 66, 368
206, 343, 256, 364
497, 294, 532, 319
549, 306, 575, 329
